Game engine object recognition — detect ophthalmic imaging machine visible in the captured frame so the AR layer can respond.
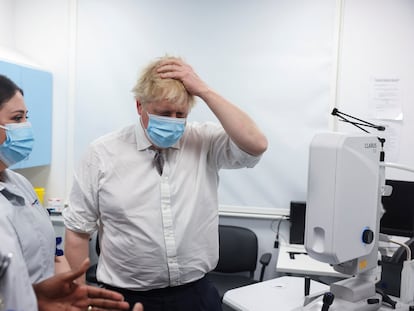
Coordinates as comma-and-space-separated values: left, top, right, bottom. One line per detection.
295, 109, 414, 311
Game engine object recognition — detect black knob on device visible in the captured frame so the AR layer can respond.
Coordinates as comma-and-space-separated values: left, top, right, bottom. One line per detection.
362, 229, 374, 244
321, 292, 335, 311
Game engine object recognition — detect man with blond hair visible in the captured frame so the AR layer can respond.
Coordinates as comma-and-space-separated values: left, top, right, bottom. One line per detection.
64, 56, 267, 311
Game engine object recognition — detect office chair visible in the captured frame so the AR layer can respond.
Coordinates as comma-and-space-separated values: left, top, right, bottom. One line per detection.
390, 237, 414, 263
206, 225, 272, 304
377, 237, 414, 297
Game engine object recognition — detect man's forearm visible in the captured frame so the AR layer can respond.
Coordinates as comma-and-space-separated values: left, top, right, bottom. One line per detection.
64, 228, 90, 284
200, 89, 268, 156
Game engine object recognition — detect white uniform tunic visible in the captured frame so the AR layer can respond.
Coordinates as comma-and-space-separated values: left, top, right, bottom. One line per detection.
0, 169, 55, 284
0, 204, 38, 311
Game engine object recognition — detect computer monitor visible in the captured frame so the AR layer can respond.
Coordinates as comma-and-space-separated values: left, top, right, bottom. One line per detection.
380, 179, 414, 237
289, 201, 306, 245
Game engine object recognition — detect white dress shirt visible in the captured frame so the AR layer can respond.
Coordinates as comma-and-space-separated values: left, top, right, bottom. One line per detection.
64, 121, 261, 290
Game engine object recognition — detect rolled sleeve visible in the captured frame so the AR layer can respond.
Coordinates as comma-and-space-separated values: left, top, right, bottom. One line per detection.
63, 148, 101, 235
208, 124, 262, 169
62, 191, 98, 235
227, 139, 262, 168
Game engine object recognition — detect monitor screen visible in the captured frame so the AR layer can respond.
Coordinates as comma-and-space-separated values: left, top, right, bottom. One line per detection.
380, 179, 414, 237
289, 201, 306, 245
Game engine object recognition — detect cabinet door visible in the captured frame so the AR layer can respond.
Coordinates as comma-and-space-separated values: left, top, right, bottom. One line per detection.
0, 61, 21, 82
0, 60, 52, 168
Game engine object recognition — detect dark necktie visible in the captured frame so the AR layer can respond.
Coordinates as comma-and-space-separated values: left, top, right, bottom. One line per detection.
154, 149, 164, 175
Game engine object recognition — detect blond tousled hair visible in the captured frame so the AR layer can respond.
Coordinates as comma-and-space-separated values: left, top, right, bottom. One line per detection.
132, 56, 195, 109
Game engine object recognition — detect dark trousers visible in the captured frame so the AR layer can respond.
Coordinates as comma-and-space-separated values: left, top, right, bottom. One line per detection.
102, 277, 223, 311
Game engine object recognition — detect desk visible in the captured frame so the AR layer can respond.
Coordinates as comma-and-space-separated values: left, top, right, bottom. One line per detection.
223, 276, 411, 311
223, 276, 328, 311
277, 244, 349, 278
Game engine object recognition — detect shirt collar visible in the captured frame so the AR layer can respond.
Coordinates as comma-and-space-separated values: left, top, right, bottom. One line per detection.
0, 170, 11, 191
0, 170, 25, 202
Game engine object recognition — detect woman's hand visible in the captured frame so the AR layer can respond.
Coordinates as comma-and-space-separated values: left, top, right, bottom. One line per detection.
33, 258, 130, 311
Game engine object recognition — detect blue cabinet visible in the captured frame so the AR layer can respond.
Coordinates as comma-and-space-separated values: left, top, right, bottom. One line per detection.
0, 60, 52, 168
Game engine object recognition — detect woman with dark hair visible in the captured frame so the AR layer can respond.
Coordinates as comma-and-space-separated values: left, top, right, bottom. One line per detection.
0, 74, 139, 311
0, 73, 69, 281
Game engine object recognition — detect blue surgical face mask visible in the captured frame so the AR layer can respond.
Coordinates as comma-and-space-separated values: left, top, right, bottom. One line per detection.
0, 122, 35, 167
145, 113, 186, 148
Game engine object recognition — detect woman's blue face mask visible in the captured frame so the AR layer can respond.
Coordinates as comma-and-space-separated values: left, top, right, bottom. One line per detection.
0, 122, 35, 167
145, 114, 186, 148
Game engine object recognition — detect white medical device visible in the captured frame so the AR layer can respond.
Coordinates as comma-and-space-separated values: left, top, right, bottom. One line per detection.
302, 132, 384, 311
306, 132, 380, 272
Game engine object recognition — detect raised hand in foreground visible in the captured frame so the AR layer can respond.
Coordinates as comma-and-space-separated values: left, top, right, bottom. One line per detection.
33, 258, 131, 311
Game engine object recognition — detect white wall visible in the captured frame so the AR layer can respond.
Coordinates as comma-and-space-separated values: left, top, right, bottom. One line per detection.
73, 0, 336, 211
1, 0, 338, 211
0, 0, 14, 47
5, 0, 414, 203
336, 0, 414, 181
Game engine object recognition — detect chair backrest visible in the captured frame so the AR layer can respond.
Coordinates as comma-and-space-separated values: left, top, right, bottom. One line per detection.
214, 225, 258, 277
391, 237, 414, 263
